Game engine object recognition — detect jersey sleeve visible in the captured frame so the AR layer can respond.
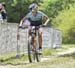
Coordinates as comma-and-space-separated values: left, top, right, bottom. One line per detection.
26, 12, 31, 18
38, 11, 46, 17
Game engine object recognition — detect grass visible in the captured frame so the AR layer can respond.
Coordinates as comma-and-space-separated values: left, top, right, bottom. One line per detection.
42, 44, 73, 56
62, 52, 75, 58
62, 44, 75, 48
42, 48, 58, 56
0, 47, 60, 63
0, 51, 28, 64
4, 54, 28, 64
0, 51, 17, 60
0, 48, 58, 64
8, 52, 75, 68
9, 54, 75, 68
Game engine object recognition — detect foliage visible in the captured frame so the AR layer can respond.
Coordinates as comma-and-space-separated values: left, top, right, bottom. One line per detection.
0, 0, 75, 43
52, 6, 75, 43
40, 0, 75, 43
0, 0, 42, 22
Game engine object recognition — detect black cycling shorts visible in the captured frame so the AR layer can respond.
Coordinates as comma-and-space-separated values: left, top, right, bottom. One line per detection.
28, 18, 42, 26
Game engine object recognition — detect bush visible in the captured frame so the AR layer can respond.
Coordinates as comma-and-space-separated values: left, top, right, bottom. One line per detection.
52, 7, 75, 44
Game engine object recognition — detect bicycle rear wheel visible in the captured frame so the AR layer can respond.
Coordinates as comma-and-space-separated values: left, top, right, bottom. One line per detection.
35, 36, 41, 62
35, 50, 41, 62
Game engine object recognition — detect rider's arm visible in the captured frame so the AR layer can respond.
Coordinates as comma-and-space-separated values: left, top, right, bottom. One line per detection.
19, 12, 31, 27
43, 15, 49, 25
19, 16, 26, 26
42, 15, 49, 25
38, 11, 49, 26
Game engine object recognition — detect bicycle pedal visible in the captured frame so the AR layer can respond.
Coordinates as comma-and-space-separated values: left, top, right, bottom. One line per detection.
38, 53, 42, 55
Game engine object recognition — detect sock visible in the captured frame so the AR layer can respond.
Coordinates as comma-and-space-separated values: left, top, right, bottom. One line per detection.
39, 47, 42, 49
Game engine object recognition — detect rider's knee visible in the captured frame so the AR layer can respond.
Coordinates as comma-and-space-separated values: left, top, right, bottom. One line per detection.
38, 32, 42, 38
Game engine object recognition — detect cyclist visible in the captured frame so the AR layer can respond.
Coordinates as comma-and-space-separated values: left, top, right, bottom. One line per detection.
19, 4, 49, 54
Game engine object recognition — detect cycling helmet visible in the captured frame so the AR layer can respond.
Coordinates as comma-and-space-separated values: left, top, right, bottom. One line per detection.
29, 3, 38, 11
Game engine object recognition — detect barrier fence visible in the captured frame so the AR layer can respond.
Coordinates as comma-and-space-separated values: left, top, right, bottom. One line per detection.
0, 21, 62, 59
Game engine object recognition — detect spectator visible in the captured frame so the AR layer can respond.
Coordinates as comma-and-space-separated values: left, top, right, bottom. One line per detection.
0, 2, 7, 22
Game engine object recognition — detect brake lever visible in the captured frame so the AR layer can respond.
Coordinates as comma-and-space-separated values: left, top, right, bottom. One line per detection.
40, 24, 46, 27
18, 26, 27, 29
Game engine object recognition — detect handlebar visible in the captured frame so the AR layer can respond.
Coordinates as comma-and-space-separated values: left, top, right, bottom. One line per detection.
18, 24, 46, 29
18, 26, 27, 29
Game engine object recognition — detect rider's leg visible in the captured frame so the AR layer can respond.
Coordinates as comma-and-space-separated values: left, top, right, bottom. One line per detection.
32, 36, 36, 50
38, 28, 42, 49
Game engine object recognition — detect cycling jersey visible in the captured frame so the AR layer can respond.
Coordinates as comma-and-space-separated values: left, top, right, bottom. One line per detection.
26, 11, 46, 26
26, 11, 45, 21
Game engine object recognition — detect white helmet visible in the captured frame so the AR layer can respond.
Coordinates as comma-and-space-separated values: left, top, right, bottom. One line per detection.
29, 3, 38, 11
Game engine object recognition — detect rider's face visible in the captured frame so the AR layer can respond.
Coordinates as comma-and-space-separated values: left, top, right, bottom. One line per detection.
32, 5, 38, 16
32, 11, 37, 16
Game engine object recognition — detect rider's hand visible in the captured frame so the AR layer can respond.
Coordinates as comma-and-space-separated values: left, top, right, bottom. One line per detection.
18, 25, 28, 29
18, 26, 22, 29
42, 24, 46, 27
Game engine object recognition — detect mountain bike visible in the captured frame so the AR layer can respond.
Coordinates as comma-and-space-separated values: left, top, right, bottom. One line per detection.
18, 25, 45, 63
28, 26, 43, 63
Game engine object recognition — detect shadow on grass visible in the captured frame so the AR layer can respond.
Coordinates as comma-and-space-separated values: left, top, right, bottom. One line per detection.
0, 62, 30, 66
0, 54, 24, 62
0, 54, 30, 65
0, 54, 29, 66
60, 52, 75, 59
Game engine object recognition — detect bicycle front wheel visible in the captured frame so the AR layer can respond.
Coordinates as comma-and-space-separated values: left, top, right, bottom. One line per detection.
28, 37, 35, 63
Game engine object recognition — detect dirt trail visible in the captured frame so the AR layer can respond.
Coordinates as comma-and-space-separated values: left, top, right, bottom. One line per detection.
0, 47, 75, 68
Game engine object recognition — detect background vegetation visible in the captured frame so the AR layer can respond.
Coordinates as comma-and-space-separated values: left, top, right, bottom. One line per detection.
0, 0, 75, 44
